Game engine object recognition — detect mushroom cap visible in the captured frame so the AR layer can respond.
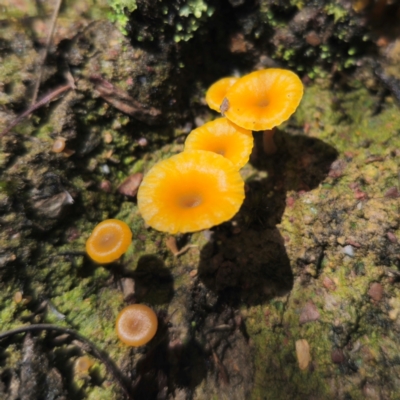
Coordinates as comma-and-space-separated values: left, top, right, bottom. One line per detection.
205, 77, 239, 112
223, 69, 303, 131
86, 219, 132, 264
137, 150, 245, 234
184, 117, 253, 169
116, 304, 158, 347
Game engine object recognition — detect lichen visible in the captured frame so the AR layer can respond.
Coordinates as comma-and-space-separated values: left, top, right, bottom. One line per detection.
107, 0, 137, 35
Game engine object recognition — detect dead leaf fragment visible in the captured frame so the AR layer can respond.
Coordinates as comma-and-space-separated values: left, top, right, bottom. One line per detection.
296, 339, 311, 370
117, 173, 143, 198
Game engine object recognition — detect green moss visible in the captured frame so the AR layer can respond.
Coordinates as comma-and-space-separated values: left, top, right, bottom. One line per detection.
107, 0, 137, 35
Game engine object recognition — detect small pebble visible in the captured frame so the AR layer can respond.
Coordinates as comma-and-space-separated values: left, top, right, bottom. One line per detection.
296, 339, 311, 370
299, 301, 320, 324
14, 291, 23, 303
337, 236, 346, 245
100, 164, 110, 174
99, 180, 112, 193
331, 348, 345, 364
104, 132, 113, 143
137, 138, 148, 147
368, 282, 383, 302
120, 278, 136, 300
342, 245, 354, 257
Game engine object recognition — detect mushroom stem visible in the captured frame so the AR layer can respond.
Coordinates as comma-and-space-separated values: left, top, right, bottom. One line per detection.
262, 128, 277, 155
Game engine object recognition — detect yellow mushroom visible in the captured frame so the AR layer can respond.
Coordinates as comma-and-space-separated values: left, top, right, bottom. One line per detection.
86, 219, 132, 264
205, 77, 239, 112
222, 69, 303, 154
184, 117, 253, 169
116, 304, 158, 347
137, 150, 245, 234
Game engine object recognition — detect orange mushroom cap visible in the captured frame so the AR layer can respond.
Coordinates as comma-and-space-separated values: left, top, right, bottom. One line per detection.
223, 69, 303, 131
86, 219, 132, 264
184, 117, 253, 169
116, 304, 158, 347
205, 77, 239, 112
137, 150, 245, 234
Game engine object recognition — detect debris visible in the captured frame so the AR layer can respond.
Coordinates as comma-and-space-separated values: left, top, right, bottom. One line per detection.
328, 159, 347, 178
99, 180, 112, 193
137, 138, 148, 147
295, 339, 311, 370
0, 324, 134, 399
342, 245, 354, 257
322, 277, 336, 291
368, 282, 384, 302
387, 232, 398, 243
31, 0, 63, 105
384, 187, 400, 198
90, 75, 161, 125
299, 301, 320, 324
0, 84, 72, 138
33, 191, 74, 219
120, 278, 136, 301
189, 270, 198, 278
331, 348, 345, 364
118, 173, 143, 198
14, 291, 23, 303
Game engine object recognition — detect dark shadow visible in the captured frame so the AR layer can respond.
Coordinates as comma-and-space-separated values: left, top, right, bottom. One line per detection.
198, 130, 338, 306
130, 255, 175, 306
132, 313, 207, 400
198, 227, 292, 306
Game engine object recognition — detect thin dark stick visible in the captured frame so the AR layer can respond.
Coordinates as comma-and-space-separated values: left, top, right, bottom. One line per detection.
31, 0, 63, 105
0, 84, 71, 138
0, 324, 134, 400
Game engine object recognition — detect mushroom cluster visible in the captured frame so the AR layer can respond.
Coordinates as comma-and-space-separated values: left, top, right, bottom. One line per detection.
207, 68, 304, 155
137, 68, 303, 234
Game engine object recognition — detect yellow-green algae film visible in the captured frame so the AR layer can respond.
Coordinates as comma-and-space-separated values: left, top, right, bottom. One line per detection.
246, 84, 400, 399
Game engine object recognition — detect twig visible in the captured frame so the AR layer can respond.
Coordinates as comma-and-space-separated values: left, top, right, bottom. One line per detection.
31, 0, 63, 105
90, 75, 162, 125
0, 324, 134, 400
0, 84, 72, 138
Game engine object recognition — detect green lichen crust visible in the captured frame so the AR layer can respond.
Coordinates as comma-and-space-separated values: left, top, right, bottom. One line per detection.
110, 0, 214, 42
245, 84, 400, 399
